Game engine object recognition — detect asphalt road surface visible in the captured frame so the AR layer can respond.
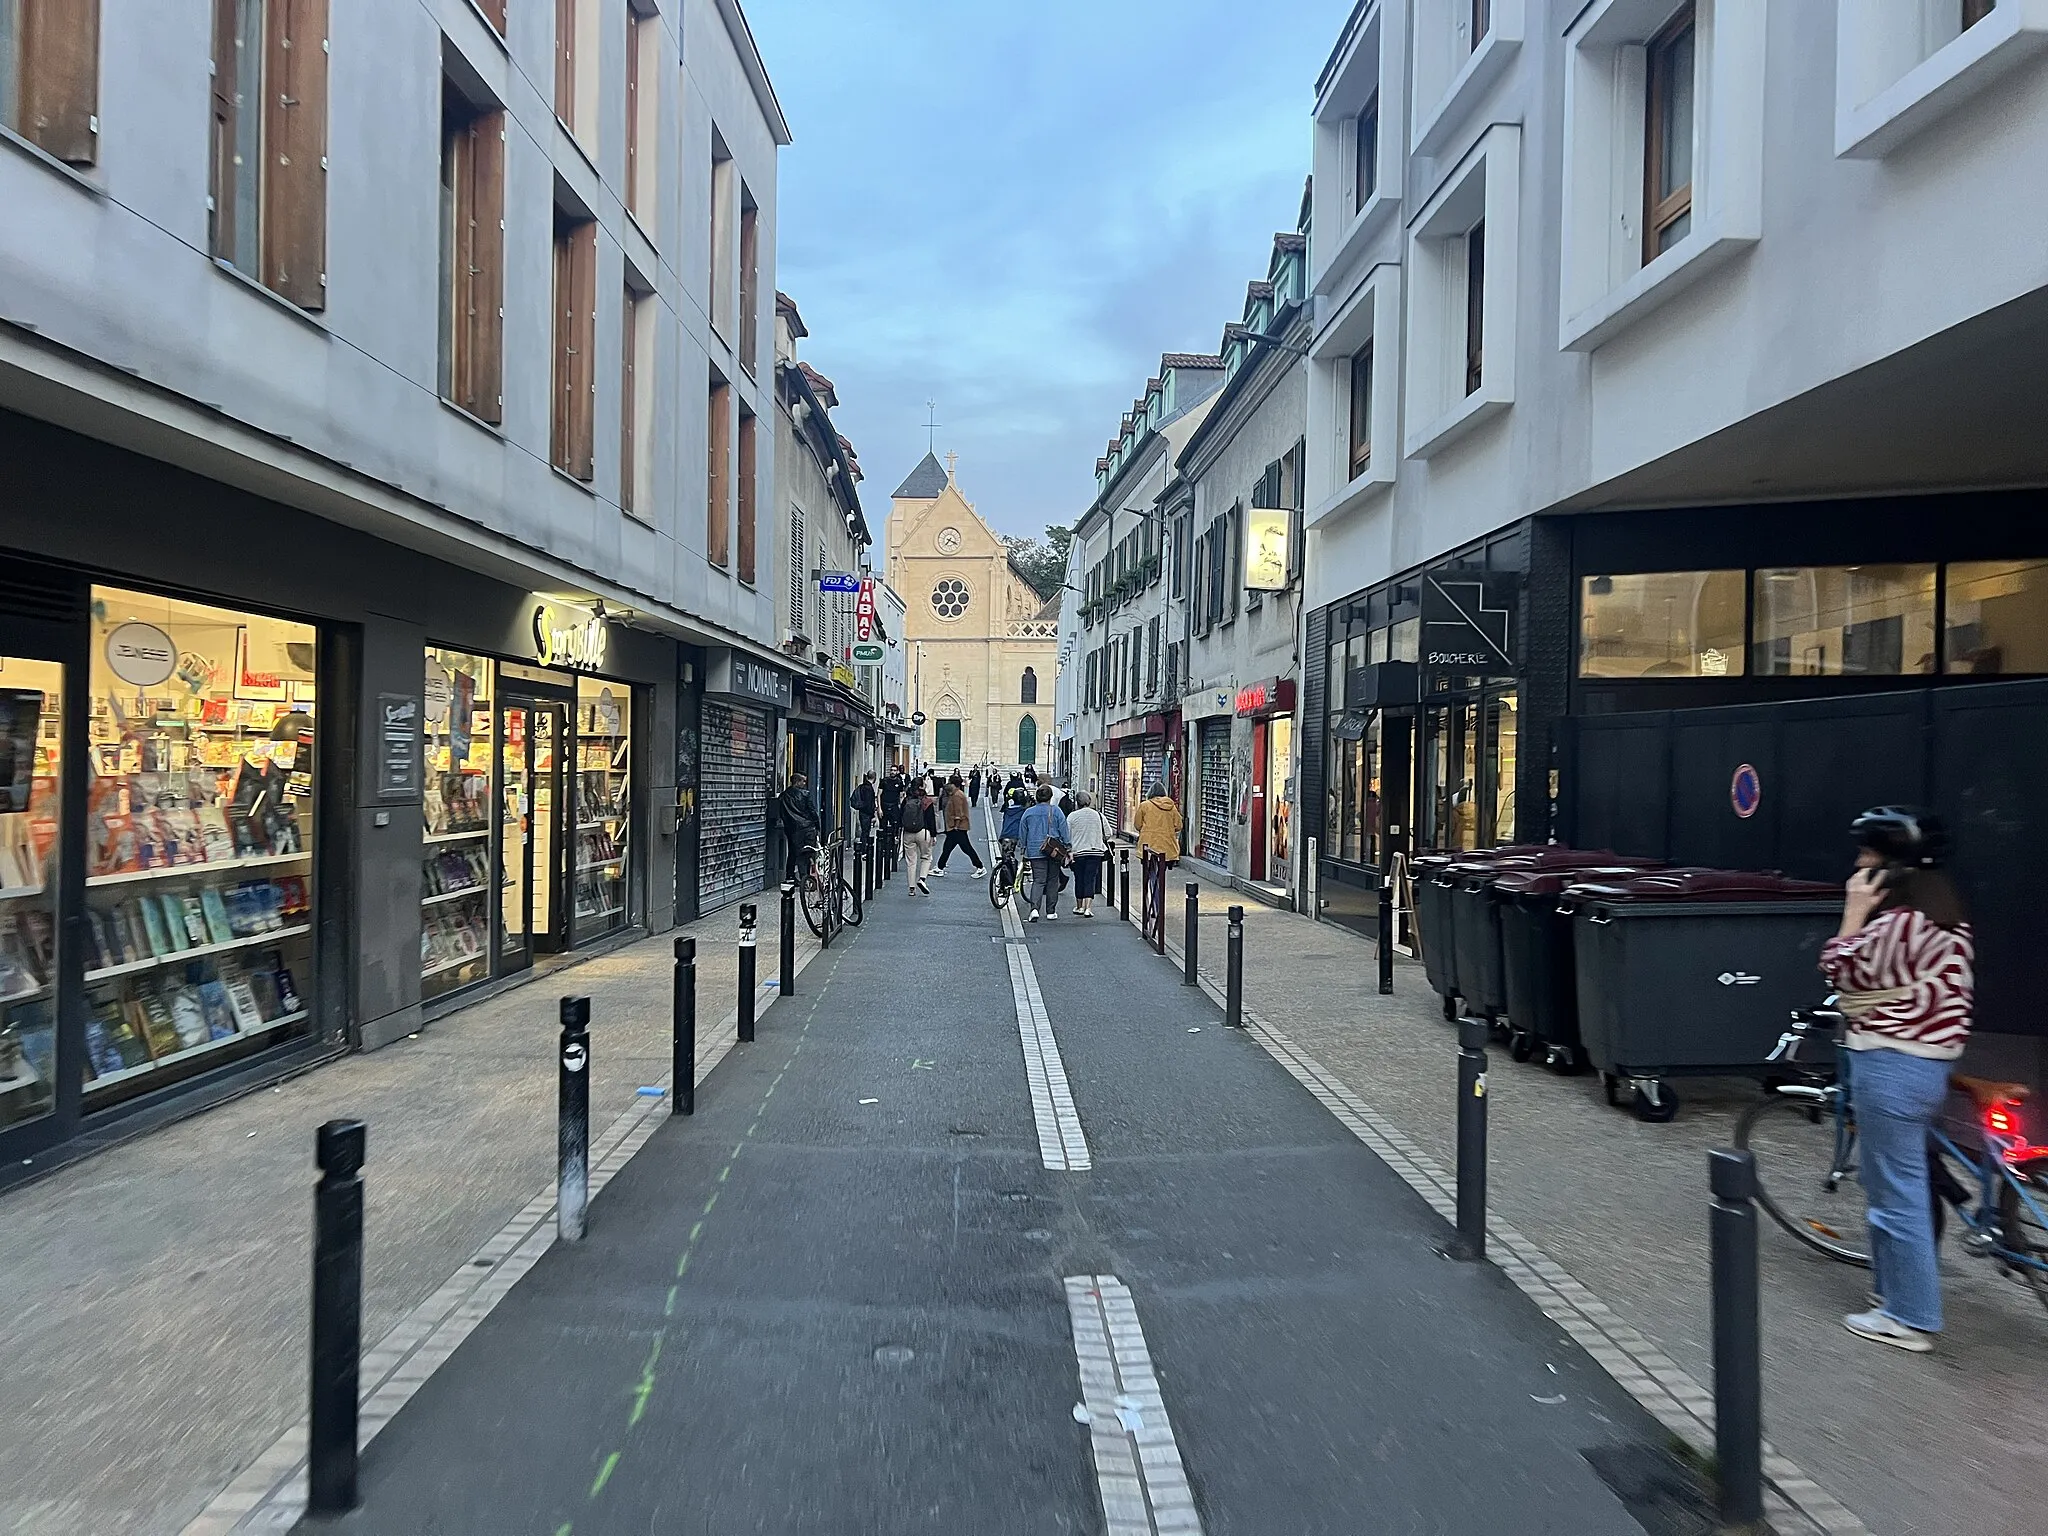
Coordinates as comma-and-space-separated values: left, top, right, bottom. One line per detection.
324, 850, 1678, 1536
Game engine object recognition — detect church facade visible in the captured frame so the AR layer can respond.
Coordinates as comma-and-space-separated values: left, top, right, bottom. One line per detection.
885, 452, 1060, 771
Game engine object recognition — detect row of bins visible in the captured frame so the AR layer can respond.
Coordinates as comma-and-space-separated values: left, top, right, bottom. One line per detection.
1414, 850, 1839, 1122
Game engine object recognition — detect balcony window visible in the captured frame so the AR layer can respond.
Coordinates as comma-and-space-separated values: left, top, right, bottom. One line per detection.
1579, 570, 1745, 678
1643, 8, 1696, 260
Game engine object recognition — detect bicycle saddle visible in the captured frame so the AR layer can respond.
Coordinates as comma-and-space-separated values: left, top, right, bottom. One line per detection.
1951, 1072, 2032, 1108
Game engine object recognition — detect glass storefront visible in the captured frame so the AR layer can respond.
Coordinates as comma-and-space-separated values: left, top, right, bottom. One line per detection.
1265, 715, 1293, 882
422, 649, 493, 1002
1753, 565, 1936, 677
0, 660, 61, 1132
573, 677, 631, 940
82, 589, 318, 1105
1580, 570, 1746, 678
1944, 559, 2048, 674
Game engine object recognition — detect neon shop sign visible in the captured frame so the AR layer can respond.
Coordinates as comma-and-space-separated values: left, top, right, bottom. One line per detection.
533, 604, 610, 673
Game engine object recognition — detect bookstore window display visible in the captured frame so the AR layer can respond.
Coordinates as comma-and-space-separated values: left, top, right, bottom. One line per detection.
422, 649, 494, 1001
0, 662, 62, 1132
83, 590, 317, 1104
574, 678, 631, 940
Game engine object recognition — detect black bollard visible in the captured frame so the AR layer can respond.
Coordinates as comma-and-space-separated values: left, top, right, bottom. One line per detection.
1225, 904, 1245, 1029
1377, 872, 1395, 995
779, 883, 797, 997
1709, 1149, 1765, 1530
1183, 882, 1200, 985
672, 937, 696, 1116
853, 843, 865, 923
738, 903, 758, 1043
1119, 847, 1131, 919
1450, 1017, 1488, 1261
308, 1119, 366, 1517
558, 996, 591, 1241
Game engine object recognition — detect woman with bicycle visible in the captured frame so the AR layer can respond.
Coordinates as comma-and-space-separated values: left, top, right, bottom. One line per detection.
1822, 806, 1974, 1352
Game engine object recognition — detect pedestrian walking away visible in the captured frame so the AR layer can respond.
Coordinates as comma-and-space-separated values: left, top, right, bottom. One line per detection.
1823, 806, 1975, 1352
968, 765, 982, 806
777, 771, 822, 884
935, 774, 985, 875
1019, 783, 1070, 922
1065, 789, 1108, 917
1134, 779, 1183, 865
898, 778, 938, 895
851, 771, 878, 847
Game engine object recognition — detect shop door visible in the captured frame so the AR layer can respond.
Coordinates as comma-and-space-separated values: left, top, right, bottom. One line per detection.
1249, 720, 1268, 879
1266, 715, 1292, 884
499, 696, 569, 967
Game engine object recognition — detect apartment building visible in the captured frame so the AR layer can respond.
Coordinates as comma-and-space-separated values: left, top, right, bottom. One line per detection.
0, 0, 793, 1175
1299, 1, 2048, 1050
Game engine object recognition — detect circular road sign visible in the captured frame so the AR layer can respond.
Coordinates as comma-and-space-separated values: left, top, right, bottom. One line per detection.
1730, 762, 1762, 819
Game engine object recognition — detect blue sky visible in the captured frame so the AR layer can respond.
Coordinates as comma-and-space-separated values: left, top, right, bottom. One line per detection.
746, 0, 1352, 540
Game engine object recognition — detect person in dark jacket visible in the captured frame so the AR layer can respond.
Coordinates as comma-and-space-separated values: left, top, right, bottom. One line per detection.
776, 772, 821, 883
935, 774, 985, 875
968, 766, 983, 807
850, 771, 878, 846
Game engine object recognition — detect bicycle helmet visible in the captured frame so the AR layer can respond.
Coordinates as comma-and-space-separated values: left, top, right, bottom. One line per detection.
1849, 805, 1948, 868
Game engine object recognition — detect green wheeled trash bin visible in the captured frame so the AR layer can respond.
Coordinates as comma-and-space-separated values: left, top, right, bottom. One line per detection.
1494, 865, 1656, 1074
1449, 849, 1631, 1053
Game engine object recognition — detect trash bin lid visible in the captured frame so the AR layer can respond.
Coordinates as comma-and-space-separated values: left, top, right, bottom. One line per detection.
1452, 849, 1648, 888
1563, 868, 1839, 903
1493, 865, 1650, 898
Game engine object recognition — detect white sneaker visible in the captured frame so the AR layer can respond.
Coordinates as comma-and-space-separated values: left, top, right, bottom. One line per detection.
931, 867, 946, 877
1843, 1309, 1934, 1352
1045, 910, 1059, 920
1028, 911, 1040, 923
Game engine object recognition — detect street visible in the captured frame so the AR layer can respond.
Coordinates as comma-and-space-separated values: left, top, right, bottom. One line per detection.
316, 860, 1668, 1536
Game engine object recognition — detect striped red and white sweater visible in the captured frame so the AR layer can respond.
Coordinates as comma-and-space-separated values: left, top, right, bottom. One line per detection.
1819, 906, 1974, 1060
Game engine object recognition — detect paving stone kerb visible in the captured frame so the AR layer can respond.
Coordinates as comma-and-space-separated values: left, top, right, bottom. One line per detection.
1146, 879, 2048, 1536
0, 906, 823, 1536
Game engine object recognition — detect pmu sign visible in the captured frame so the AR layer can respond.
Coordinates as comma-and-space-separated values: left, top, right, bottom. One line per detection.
1419, 576, 1513, 674
856, 577, 876, 640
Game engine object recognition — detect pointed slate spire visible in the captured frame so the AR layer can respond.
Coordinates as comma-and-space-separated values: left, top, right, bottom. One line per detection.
891, 451, 950, 500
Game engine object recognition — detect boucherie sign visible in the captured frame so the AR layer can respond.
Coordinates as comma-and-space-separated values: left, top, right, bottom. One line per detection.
533, 603, 609, 672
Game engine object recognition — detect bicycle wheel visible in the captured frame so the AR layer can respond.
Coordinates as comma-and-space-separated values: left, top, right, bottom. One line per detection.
1735, 1094, 1872, 1266
988, 861, 1013, 909
798, 876, 826, 938
837, 878, 863, 927
1998, 1159, 2048, 1312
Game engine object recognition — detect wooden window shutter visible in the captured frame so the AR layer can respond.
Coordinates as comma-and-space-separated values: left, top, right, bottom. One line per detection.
619, 292, 637, 512
554, 0, 575, 124
467, 112, 505, 423
624, 14, 641, 214
551, 230, 574, 469
208, 0, 239, 259
736, 412, 757, 584
20, 0, 102, 164
263, 0, 329, 309
570, 221, 596, 478
705, 382, 731, 567
474, 0, 507, 34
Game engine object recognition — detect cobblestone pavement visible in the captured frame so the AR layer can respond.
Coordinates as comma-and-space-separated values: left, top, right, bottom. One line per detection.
0, 900, 825, 1536
1143, 860, 2048, 1536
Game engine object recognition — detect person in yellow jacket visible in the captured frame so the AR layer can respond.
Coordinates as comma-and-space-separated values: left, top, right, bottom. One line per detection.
1133, 781, 1183, 862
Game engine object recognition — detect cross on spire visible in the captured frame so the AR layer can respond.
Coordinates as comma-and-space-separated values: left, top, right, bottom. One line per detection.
924, 400, 941, 453
945, 450, 959, 481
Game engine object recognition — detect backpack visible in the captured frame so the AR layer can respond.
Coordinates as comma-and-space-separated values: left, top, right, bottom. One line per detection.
899, 793, 926, 832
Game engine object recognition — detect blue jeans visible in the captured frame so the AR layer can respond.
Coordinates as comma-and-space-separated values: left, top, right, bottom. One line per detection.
1851, 1048, 1952, 1332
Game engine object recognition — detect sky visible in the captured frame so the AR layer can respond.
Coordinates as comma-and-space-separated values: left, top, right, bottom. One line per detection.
745, 0, 1353, 542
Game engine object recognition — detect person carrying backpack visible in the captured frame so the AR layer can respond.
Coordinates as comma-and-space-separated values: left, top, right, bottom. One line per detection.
898, 778, 937, 896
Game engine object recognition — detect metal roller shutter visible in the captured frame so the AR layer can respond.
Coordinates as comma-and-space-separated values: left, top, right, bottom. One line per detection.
1199, 722, 1231, 868
698, 700, 772, 912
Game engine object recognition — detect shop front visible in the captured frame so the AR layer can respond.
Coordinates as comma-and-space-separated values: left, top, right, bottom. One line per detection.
1236, 677, 1297, 887
697, 652, 788, 915
1100, 715, 1170, 840
791, 677, 874, 841
1188, 702, 1233, 870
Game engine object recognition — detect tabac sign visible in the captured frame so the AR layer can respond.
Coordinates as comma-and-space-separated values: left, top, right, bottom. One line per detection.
1419, 576, 1514, 674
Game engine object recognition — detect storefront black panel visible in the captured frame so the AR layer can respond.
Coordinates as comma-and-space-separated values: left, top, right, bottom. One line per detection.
1668, 707, 1779, 872
1571, 713, 1672, 860
1771, 697, 1926, 879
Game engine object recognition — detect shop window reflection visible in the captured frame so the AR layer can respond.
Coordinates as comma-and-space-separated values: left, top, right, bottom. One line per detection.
1581, 571, 1745, 677
0, 661, 62, 1130
1944, 560, 2048, 675
1754, 565, 1935, 676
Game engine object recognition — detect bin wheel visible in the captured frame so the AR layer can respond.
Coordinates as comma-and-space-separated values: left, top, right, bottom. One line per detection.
1632, 1080, 1680, 1123
1508, 1029, 1536, 1064
1545, 1045, 1584, 1075
1601, 1071, 1624, 1108
1441, 993, 1458, 1021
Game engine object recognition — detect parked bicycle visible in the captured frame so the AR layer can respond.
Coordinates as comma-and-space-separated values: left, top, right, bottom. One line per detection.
1735, 1004, 2048, 1310
796, 836, 861, 938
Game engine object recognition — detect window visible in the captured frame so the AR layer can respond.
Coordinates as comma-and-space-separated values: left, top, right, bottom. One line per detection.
738, 187, 760, 377
708, 132, 734, 343
1462, 221, 1485, 396
1471, 0, 1492, 50
786, 503, 804, 633
1128, 625, 1142, 695
1020, 666, 1038, 705
705, 376, 731, 565
621, 280, 655, 517
1145, 618, 1160, 696
1834, 0, 2048, 158
1945, 560, 2048, 673
209, 0, 329, 308
439, 86, 505, 422
1338, 339, 1376, 483
1352, 94, 1378, 212
1643, 9, 1695, 261
554, 0, 598, 148
1404, 125, 1518, 458
626, 5, 658, 225
1579, 571, 1745, 678
0, 0, 99, 162
473, 0, 506, 33
931, 578, 969, 620
1753, 566, 1936, 677
1411, 0, 1525, 156
550, 208, 597, 479
736, 410, 757, 583
1018, 715, 1037, 767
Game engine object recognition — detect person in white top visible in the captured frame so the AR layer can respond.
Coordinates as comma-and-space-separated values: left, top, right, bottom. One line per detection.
1064, 790, 1110, 917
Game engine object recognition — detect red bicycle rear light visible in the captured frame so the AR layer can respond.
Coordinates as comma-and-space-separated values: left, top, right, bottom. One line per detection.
1986, 1101, 2021, 1137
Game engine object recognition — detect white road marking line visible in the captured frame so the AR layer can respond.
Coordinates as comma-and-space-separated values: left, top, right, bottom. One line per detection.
1066, 1275, 1203, 1536
1002, 892, 1091, 1170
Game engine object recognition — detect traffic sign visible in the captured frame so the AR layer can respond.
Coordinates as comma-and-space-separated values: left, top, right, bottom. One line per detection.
852, 642, 884, 663
912, 710, 927, 726
817, 570, 860, 594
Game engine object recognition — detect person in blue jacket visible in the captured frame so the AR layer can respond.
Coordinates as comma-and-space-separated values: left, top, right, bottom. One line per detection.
999, 782, 1031, 850
1019, 783, 1070, 922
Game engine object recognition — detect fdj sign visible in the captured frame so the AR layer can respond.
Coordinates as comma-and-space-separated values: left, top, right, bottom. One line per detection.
533, 604, 609, 672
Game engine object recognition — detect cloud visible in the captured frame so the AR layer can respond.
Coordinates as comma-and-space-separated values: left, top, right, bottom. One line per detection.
746, 0, 1349, 534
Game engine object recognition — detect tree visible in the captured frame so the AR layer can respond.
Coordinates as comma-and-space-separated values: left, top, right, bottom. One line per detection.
1005, 524, 1073, 603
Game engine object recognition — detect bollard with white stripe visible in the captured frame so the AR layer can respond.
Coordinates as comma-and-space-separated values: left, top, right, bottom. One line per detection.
1225, 904, 1245, 1028
557, 996, 591, 1242
1449, 1017, 1488, 1261
672, 937, 696, 1116
738, 903, 758, 1043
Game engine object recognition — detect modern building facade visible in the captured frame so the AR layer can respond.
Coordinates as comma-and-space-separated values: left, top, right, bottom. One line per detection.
884, 455, 1059, 772
1060, 354, 1224, 831
0, 0, 796, 1176
1296, 0, 2048, 1053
